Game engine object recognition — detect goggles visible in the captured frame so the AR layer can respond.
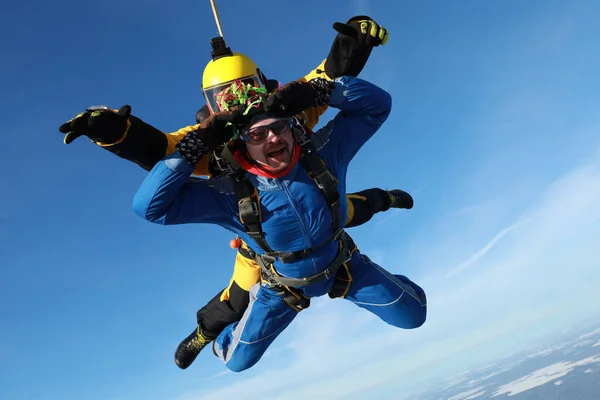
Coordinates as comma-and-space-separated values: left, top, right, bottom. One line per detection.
240, 117, 295, 145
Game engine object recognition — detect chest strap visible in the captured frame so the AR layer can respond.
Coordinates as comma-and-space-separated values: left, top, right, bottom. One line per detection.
260, 228, 344, 264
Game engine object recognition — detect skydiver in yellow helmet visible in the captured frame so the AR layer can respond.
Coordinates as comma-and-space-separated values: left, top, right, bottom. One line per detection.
57, 15, 414, 370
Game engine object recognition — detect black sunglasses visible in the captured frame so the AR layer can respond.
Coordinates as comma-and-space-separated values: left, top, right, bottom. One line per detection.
240, 118, 295, 145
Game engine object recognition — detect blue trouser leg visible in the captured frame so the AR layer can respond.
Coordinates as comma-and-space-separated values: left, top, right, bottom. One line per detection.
344, 252, 427, 329
213, 282, 298, 372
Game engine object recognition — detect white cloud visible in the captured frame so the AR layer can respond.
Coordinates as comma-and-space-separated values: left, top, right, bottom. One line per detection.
446, 222, 518, 277
492, 355, 600, 397
448, 387, 486, 400
464, 391, 486, 400
579, 328, 600, 340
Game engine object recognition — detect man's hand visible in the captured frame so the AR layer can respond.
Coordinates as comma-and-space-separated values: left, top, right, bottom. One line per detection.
324, 15, 389, 79
59, 105, 131, 145
177, 106, 249, 166
263, 79, 334, 116
333, 16, 389, 46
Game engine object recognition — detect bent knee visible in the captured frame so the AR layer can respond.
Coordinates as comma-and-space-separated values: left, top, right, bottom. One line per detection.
389, 304, 427, 330
408, 307, 427, 329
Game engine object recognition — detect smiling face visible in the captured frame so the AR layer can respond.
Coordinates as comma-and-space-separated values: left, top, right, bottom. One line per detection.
243, 116, 296, 172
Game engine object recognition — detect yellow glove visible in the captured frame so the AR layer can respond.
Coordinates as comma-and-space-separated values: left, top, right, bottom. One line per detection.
333, 16, 389, 46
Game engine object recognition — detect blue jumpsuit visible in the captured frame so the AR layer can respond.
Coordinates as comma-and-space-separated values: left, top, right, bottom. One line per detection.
133, 76, 427, 372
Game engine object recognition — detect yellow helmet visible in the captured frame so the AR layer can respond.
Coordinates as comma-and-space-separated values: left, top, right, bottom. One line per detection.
202, 52, 266, 114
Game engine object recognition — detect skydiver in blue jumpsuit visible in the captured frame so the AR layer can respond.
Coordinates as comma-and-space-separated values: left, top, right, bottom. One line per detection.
133, 75, 427, 372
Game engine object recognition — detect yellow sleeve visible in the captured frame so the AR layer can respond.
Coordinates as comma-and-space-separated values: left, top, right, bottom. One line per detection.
164, 124, 198, 155
295, 59, 331, 131
164, 124, 211, 176
345, 194, 355, 226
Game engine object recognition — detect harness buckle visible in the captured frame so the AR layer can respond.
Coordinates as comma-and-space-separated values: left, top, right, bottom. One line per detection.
260, 254, 277, 265
210, 150, 236, 175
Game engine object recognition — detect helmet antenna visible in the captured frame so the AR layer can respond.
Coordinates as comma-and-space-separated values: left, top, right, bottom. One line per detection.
209, 0, 225, 39
208, 0, 232, 61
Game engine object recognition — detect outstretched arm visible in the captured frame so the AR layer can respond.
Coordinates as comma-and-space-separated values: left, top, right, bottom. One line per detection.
95, 117, 213, 176
58, 105, 213, 175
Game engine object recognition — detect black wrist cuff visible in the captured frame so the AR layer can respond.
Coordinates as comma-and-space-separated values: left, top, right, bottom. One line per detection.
309, 78, 335, 106
176, 131, 209, 166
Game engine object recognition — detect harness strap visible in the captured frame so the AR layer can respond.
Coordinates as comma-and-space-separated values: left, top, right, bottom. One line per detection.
256, 231, 353, 288
261, 227, 344, 264
237, 246, 311, 311
298, 136, 340, 233
281, 287, 311, 312
237, 233, 357, 311
232, 171, 273, 253
328, 237, 358, 299
209, 145, 241, 175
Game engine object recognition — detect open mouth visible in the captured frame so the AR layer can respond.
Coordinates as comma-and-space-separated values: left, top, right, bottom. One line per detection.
267, 148, 285, 157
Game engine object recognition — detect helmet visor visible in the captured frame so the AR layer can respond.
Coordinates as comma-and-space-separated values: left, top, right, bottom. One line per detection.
202, 74, 265, 114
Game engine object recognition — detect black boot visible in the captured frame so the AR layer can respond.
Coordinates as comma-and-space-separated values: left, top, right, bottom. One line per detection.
174, 326, 213, 369
388, 189, 414, 209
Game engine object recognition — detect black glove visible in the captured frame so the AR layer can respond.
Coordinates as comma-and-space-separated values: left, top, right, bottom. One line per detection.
333, 16, 389, 47
58, 105, 131, 144
263, 78, 334, 116
195, 105, 211, 124
324, 16, 389, 79
177, 106, 251, 165
265, 79, 280, 93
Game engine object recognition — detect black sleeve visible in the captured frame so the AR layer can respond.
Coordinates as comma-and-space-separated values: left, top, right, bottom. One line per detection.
100, 115, 169, 172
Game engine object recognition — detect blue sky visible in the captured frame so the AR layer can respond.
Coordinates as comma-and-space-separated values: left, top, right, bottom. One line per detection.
2, 0, 600, 399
